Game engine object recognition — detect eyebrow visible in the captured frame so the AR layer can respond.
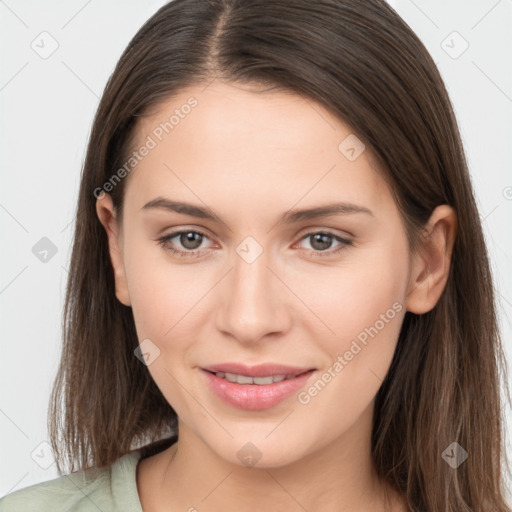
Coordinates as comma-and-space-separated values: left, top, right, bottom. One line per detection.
141, 196, 374, 224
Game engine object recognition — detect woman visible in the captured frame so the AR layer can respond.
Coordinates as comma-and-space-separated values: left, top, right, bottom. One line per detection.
1, 0, 510, 510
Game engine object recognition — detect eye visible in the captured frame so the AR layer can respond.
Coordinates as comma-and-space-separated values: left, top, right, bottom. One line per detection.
156, 229, 353, 259
156, 229, 213, 258
295, 231, 353, 257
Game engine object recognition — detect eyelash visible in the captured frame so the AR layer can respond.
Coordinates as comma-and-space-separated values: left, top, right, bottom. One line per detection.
156, 229, 353, 259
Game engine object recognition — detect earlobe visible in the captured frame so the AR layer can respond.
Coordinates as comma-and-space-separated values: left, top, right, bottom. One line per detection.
95, 194, 131, 307
405, 205, 457, 314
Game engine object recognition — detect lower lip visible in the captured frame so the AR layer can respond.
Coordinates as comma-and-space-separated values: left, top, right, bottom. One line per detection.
201, 369, 315, 410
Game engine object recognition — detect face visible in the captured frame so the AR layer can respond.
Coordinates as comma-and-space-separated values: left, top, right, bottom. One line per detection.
96, 81, 444, 468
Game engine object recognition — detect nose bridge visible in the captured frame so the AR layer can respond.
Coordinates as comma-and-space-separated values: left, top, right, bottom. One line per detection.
215, 239, 287, 343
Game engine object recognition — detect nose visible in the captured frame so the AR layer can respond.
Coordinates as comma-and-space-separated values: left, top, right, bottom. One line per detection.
214, 244, 291, 345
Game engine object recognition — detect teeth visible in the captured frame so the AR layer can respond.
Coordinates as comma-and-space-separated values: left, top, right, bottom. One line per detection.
236, 374, 254, 384
253, 376, 275, 385
217, 372, 294, 385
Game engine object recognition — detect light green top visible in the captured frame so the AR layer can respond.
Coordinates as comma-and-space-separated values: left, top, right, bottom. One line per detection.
0, 449, 143, 512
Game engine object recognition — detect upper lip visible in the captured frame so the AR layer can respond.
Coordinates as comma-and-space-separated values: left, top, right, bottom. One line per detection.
202, 363, 314, 378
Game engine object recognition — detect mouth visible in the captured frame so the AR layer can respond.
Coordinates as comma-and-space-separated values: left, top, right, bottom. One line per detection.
200, 363, 316, 410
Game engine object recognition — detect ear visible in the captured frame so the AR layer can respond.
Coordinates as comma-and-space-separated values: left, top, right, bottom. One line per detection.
95, 193, 131, 306
405, 205, 457, 314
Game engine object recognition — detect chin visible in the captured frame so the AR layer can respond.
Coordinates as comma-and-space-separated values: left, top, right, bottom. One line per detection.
209, 431, 311, 469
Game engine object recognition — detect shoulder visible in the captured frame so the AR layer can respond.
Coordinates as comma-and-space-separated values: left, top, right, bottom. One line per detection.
0, 450, 143, 512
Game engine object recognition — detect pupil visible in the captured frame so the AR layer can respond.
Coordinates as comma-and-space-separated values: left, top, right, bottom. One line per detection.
312, 233, 332, 251
181, 232, 202, 250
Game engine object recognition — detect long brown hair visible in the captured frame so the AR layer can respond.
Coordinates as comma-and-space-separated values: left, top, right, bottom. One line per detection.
48, 0, 511, 510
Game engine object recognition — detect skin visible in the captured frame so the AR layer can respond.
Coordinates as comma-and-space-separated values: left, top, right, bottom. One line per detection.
96, 81, 457, 512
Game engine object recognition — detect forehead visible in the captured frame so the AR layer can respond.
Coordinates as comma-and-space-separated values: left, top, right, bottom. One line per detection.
136, 81, 357, 156
123, 81, 389, 216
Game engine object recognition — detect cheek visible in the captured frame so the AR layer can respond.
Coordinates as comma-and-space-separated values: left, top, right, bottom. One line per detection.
294, 242, 406, 347
123, 243, 211, 412
293, 243, 406, 403
284, 287, 404, 465
291, 291, 404, 459
122, 239, 209, 345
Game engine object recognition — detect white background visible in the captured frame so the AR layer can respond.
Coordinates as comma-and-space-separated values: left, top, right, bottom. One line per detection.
1, 0, 511, 500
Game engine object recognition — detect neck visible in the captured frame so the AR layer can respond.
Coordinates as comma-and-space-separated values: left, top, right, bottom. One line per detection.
145, 403, 403, 512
